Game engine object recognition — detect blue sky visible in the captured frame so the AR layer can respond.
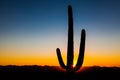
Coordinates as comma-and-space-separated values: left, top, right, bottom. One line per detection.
0, 0, 120, 66
1, 0, 120, 36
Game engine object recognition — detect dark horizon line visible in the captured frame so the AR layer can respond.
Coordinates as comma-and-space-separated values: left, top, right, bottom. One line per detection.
0, 65, 120, 68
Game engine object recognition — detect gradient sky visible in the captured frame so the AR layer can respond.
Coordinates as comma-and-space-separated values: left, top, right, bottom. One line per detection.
0, 0, 120, 66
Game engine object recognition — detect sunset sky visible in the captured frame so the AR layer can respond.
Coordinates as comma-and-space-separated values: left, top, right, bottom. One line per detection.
0, 0, 120, 67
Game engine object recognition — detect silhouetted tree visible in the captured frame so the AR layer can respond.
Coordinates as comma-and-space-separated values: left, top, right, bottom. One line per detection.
56, 5, 86, 75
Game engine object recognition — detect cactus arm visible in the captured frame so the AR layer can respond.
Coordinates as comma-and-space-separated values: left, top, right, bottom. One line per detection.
74, 29, 86, 71
67, 5, 74, 69
56, 48, 66, 69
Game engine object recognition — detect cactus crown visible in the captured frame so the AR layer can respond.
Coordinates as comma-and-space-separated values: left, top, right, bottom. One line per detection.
56, 5, 86, 73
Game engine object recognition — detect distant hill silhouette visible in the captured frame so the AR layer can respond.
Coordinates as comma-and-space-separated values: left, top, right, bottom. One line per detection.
0, 65, 120, 80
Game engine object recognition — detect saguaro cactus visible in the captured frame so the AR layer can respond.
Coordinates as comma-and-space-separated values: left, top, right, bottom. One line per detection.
56, 5, 86, 73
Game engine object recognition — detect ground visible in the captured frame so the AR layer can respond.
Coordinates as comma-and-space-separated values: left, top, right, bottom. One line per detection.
0, 65, 120, 80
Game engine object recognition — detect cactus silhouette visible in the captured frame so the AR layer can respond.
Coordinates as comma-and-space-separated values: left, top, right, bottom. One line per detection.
56, 5, 86, 73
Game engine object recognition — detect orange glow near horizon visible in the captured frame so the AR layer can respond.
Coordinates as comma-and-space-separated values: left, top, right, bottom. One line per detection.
73, 63, 76, 67
0, 38, 120, 67
0, 51, 120, 67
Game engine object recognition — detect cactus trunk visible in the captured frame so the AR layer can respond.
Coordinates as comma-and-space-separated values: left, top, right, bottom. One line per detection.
56, 5, 86, 73
67, 5, 74, 72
